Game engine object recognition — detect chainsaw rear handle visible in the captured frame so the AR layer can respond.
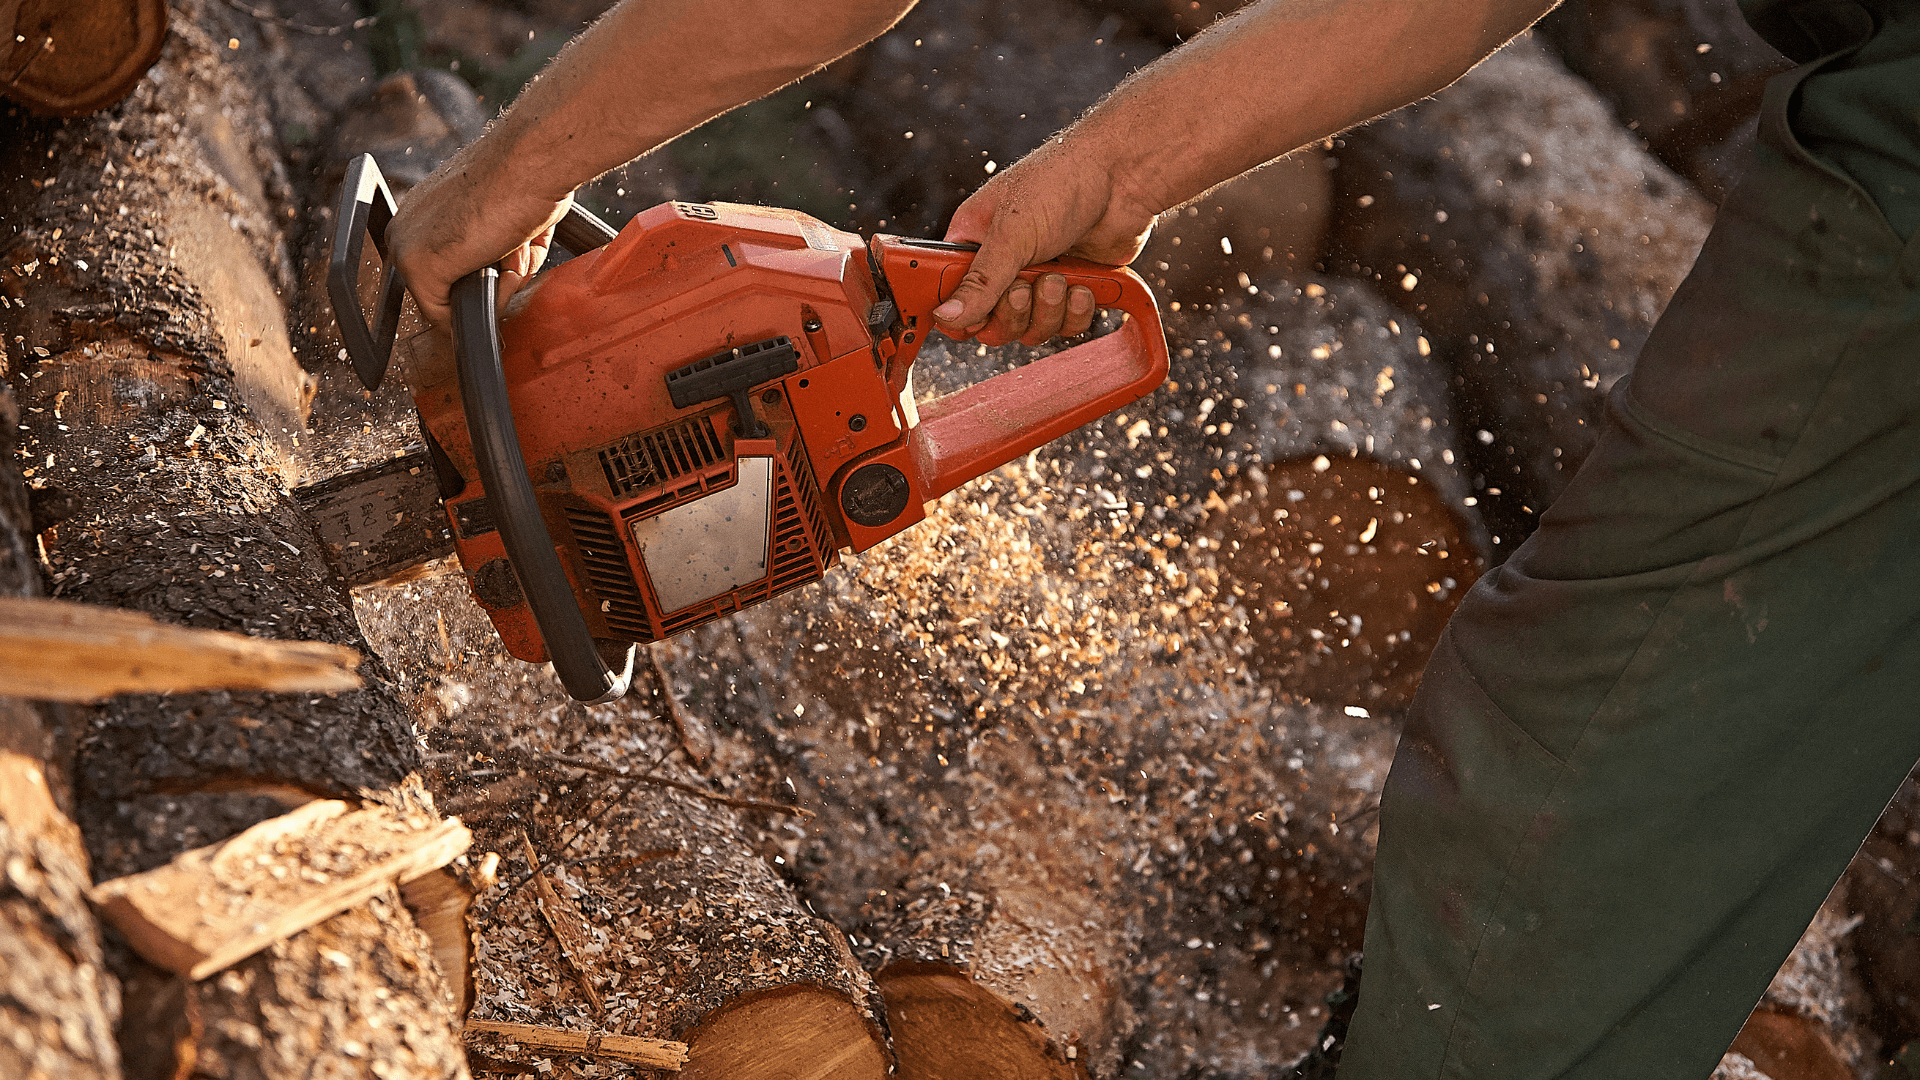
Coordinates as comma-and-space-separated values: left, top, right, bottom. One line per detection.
452, 268, 634, 704
872, 237, 1169, 499
328, 153, 623, 391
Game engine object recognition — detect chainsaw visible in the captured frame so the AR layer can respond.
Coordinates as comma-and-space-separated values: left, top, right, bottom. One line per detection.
299, 154, 1168, 703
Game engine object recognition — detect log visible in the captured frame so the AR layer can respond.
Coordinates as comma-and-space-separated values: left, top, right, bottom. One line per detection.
1537, 0, 1791, 203
1327, 33, 1713, 545
1150, 276, 1487, 707
0, 2, 468, 1074
90, 799, 471, 980
0, 0, 168, 117
348, 570, 892, 1080
0, 386, 121, 1080
0, 596, 362, 702
1835, 774, 1920, 1061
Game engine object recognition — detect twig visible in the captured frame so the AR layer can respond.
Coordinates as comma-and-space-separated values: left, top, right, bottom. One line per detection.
462, 1021, 686, 1070
646, 645, 714, 765
538, 751, 813, 819
214, 0, 376, 36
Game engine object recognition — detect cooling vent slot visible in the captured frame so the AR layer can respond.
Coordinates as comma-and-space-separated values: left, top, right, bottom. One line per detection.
597, 414, 725, 497
564, 508, 653, 641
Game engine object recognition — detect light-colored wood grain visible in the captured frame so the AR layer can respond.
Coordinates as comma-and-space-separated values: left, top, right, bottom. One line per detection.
522, 832, 605, 1014
463, 1020, 688, 1069
89, 800, 471, 979
0, 596, 362, 701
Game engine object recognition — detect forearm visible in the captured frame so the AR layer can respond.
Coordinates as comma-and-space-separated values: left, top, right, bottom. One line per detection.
1083, 0, 1561, 217
461, 0, 915, 202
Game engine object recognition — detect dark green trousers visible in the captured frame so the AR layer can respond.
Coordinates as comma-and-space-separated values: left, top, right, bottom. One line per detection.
1339, 4, 1920, 1077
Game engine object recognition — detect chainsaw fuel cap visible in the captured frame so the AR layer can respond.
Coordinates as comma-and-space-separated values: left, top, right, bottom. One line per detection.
842, 463, 912, 527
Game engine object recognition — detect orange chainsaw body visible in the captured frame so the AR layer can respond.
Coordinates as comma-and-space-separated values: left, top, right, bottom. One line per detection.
406, 201, 1168, 664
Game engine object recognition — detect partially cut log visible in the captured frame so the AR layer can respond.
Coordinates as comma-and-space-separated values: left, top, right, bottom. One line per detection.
0, 0, 168, 117
1328, 33, 1712, 544
0, 596, 362, 701
89, 799, 471, 980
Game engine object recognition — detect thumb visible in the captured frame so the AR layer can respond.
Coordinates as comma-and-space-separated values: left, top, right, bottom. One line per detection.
931, 237, 1032, 332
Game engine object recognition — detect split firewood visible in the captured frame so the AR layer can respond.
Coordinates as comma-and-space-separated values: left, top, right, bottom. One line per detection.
89, 799, 471, 980
0, 0, 168, 117
463, 1020, 689, 1070
1328, 32, 1712, 544
0, 7, 470, 1073
401, 861, 488, 1018
522, 830, 607, 1016
0, 596, 362, 701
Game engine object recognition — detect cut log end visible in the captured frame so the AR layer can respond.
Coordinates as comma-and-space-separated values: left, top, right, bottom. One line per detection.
875, 965, 1085, 1080
677, 984, 891, 1080
0, 0, 168, 117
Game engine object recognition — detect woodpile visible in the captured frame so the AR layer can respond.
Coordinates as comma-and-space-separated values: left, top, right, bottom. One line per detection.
3, 2, 1917, 1078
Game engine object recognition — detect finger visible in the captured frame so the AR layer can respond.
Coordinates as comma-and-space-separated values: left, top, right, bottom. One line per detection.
932, 240, 1033, 334
1061, 284, 1097, 338
1018, 273, 1070, 347
976, 281, 1033, 347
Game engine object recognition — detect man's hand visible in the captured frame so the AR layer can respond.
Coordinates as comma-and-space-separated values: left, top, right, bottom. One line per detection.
386, 146, 573, 330
384, 145, 572, 328
932, 139, 1158, 347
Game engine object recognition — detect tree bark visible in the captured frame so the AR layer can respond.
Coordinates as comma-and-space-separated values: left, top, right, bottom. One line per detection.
0, 383, 123, 1080
0, 3, 466, 1076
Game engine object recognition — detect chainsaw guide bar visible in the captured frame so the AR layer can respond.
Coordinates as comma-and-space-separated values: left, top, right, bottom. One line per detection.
294, 451, 455, 587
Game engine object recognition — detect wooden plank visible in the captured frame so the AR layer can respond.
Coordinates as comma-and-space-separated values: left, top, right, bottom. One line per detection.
89, 800, 471, 979
0, 596, 362, 701
463, 1021, 688, 1070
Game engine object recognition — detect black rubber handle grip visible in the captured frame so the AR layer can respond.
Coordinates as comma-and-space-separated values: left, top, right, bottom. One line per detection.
327, 154, 407, 391
451, 269, 632, 704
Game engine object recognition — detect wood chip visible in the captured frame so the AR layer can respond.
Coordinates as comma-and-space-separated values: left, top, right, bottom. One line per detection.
0, 596, 361, 701
522, 832, 604, 1015
462, 1020, 687, 1070
89, 800, 470, 979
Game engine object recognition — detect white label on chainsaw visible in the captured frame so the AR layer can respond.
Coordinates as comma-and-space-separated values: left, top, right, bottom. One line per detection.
631, 457, 773, 615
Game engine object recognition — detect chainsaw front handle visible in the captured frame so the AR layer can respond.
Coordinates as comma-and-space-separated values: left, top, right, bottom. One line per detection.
452, 267, 635, 704
871, 237, 1170, 500
328, 154, 407, 391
